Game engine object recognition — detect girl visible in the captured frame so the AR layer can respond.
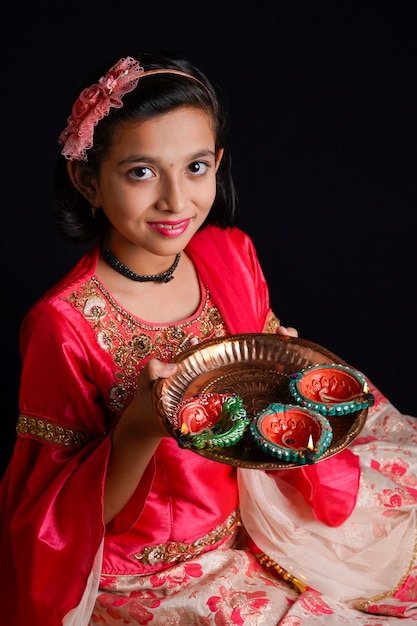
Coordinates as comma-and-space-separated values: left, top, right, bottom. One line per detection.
0, 52, 416, 625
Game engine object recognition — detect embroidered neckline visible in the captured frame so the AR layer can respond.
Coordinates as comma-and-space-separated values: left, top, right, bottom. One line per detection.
90, 275, 209, 329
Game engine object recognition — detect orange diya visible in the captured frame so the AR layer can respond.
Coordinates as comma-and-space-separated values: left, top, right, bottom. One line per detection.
289, 363, 374, 416
250, 403, 333, 464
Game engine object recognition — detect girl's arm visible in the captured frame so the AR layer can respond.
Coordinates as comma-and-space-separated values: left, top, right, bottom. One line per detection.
103, 359, 177, 523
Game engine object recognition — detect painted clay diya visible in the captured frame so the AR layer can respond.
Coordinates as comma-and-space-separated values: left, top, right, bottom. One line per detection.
172, 392, 250, 450
250, 403, 333, 464
288, 363, 374, 416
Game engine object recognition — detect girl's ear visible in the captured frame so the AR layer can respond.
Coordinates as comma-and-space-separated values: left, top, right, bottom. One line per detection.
67, 161, 100, 206
215, 148, 224, 172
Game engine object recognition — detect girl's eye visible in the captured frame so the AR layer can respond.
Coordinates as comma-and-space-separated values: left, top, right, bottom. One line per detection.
188, 161, 209, 176
129, 166, 154, 181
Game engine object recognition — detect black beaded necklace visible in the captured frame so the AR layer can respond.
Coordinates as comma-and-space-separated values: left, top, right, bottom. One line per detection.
101, 247, 181, 283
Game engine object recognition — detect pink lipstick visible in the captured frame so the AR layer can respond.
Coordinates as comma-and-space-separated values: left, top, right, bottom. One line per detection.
148, 219, 191, 237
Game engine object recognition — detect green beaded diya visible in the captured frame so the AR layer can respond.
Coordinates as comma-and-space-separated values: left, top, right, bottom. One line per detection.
173, 392, 250, 450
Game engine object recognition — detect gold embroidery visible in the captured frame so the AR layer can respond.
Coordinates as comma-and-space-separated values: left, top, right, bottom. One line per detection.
263, 311, 281, 333
16, 414, 103, 449
67, 278, 227, 419
133, 509, 240, 566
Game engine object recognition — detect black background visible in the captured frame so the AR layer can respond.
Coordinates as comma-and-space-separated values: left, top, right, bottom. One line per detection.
3, 5, 416, 476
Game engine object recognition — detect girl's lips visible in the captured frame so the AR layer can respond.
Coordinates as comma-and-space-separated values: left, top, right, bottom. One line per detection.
148, 219, 191, 237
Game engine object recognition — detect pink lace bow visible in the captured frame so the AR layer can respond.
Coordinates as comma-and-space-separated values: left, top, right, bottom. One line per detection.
58, 57, 144, 161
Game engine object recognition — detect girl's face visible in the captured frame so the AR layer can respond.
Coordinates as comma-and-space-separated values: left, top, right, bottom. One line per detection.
91, 106, 223, 257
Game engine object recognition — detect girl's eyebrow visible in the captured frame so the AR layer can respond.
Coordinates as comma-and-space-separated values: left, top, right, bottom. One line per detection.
118, 149, 216, 166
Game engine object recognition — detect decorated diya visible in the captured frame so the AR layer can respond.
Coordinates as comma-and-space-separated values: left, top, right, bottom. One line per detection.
288, 363, 374, 416
172, 392, 250, 450
250, 403, 333, 464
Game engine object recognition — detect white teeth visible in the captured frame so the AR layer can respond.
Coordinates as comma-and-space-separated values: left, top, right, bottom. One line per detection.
155, 223, 180, 229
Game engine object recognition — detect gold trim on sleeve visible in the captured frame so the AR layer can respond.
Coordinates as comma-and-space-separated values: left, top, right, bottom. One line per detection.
16, 414, 103, 450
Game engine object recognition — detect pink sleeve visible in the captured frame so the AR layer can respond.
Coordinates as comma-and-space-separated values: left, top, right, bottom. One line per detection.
0, 300, 153, 624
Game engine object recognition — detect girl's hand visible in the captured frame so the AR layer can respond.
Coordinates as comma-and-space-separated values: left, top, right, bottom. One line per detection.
124, 358, 178, 439
276, 325, 298, 338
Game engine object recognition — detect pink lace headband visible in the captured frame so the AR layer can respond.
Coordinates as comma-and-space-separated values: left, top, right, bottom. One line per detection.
58, 57, 209, 162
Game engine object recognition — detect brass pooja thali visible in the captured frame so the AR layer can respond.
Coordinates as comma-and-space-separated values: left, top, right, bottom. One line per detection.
153, 333, 369, 469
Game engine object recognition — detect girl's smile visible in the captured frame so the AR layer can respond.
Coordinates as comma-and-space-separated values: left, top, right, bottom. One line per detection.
147, 218, 192, 237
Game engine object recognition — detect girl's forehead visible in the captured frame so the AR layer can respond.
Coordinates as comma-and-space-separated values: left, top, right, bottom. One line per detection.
110, 107, 216, 159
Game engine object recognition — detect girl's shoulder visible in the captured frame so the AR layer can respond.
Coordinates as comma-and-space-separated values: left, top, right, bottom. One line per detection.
188, 225, 255, 254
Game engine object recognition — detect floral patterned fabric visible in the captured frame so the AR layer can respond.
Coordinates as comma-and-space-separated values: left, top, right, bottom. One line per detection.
90, 541, 299, 625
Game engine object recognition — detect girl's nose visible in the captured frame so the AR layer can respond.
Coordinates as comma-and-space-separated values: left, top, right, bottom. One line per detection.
156, 174, 187, 213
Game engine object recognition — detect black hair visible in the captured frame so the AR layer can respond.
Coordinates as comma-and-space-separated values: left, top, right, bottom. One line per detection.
52, 52, 237, 244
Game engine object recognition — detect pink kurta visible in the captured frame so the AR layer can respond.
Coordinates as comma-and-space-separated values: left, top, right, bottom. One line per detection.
0, 226, 278, 624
